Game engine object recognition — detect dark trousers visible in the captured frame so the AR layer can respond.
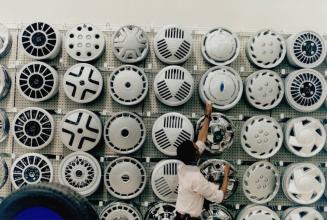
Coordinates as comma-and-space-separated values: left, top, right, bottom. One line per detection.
175, 212, 201, 220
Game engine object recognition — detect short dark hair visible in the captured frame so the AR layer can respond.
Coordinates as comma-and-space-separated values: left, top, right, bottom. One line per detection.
177, 140, 197, 165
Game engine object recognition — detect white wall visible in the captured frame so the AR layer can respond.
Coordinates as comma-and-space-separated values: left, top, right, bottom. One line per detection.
1, 0, 327, 33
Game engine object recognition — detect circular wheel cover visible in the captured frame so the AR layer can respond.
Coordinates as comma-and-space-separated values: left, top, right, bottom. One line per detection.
154, 65, 194, 106
0, 65, 11, 100
246, 29, 286, 68
0, 157, 8, 190
199, 159, 238, 199
145, 202, 176, 220
153, 25, 192, 64
13, 107, 54, 150
286, 31, 326, 68
104, 112, 146, 154
104, 157, 147, 200
243, 161, 280, 203
100, 202, 142, 220
152, 112, 194, 156
199, 66, 243, 110
59, 151, 101, 197
284, 117, 326, 157
201, 27, 240, 66
0, 109, 9, 143
113, 25, 149, 64
201, 204, 233, 220
17, 62, 58, 102
65, 23, 105, 62
0, 24, 12, 58
20, 22, 61, 60
151, 159, 182, 202
10, 153, 53, 189
60, 109, 102, 152
109, 65, 148, 105
285, 69, 327, 112
241, 115, 283, 159
282, 207, 323, 220
282, 163, 325, 204
245, 70, 284, 110
237, 205, 280, 220
63, 63, 103, 103
196, 113, 234, 154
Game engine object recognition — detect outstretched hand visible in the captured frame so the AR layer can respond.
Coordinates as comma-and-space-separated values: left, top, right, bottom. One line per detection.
224, 164, 231, 176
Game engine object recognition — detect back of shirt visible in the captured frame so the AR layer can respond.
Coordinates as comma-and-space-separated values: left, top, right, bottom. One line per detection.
175, 164, 224, 217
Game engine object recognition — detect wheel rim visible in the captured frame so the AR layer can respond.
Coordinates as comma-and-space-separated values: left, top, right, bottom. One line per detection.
10, 153, 53, 189
59, 151, 101, 196
13, 107, 54, 150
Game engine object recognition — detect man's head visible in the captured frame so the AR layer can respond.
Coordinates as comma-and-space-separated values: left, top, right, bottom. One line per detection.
177, 140, 201, 165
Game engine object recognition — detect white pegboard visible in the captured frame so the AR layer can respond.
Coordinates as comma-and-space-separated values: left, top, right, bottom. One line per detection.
0, 24, 326, 218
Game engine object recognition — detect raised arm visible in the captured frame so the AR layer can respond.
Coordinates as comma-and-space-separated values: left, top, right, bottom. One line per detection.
220, 165, 231, 198
197, 102, 212, 143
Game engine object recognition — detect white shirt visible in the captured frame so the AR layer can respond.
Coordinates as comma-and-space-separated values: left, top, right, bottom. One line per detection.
175, 141, 224, 217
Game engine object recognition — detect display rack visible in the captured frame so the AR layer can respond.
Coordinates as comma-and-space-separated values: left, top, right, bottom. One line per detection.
0, 24, 326, 218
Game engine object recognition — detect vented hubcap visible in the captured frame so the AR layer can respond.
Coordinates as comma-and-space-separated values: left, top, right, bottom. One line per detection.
199, 159, 238, 199
201, 28, 240, 66
0, 157, 8, 190
285, 69, 327, 112
113, 25, 149, 63
237, 205, 280, 220
17, 62, 58, 102
241, 115, 283, 159
282, 207, 323, 220
20, 22, 61, 60
13, 107, 54, 150
10, 153, 53, 189
0, 109, 9, 143
196, 113, 234, 154
152, 112, 194, 156
63, 63, 103, 103
154, 66, 194, 107
60, 109, 102, 152
59, 151, 101, 197
0, 24, 12, 58
245, 70, 284, 110
0, 65, 11, 100
65, 23, 105, 62
109, 65, 148, 106
286, 31, 326, 68
243, 161, 280, 204
282, 163, 325, 204
153, 25, 192, 64
199, 66, 243, 110
246, 29, 286, 68
151, 159, 182, 202
104, 157, 146, 199
284, 117, 326, 157
100, 202, 142, 220
104, 112, 146, 154
201, 204, 233, 220
145, 202, 176, 220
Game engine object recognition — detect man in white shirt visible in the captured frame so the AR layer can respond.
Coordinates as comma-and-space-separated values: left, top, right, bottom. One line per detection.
175, 102, 231, 220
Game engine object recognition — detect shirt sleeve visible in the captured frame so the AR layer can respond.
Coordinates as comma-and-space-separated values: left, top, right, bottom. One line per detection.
192, 172, 224, 203
195, 140, 206, 154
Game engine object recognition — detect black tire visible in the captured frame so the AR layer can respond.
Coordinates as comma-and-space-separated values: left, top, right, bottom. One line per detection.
0, 183, 99, 220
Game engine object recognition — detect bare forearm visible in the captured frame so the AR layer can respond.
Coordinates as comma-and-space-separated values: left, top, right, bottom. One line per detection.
197, 116, 210, 142
220, 174, 229, 196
